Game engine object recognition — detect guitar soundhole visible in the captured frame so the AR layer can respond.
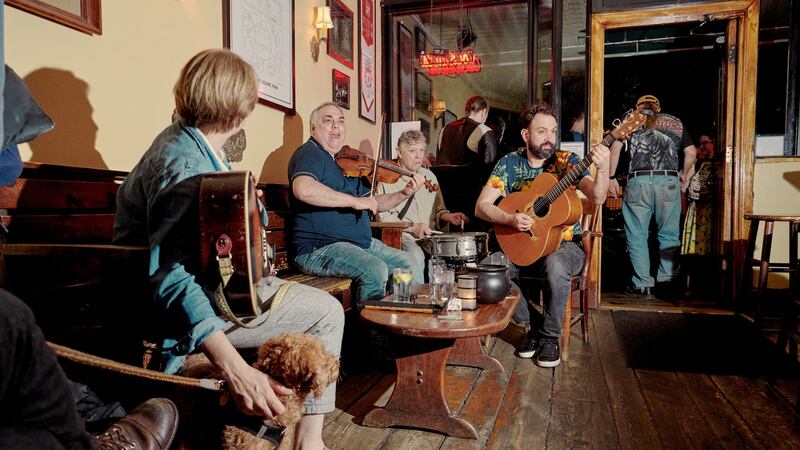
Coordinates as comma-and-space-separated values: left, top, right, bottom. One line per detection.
532, 203, 549, 219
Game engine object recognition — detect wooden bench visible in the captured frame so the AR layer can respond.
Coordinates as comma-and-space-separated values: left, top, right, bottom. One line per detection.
0, 163, 147, 357
260, 183, 410, 313
0, 166, 357, 356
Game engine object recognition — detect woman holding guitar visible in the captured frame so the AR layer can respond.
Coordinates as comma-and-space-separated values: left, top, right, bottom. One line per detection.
474, 103, 612, 369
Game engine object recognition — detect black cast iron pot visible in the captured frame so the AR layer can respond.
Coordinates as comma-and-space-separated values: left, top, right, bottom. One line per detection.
467, 264, 510, 304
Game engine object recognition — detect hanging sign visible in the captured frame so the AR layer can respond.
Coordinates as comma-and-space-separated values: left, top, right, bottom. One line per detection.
418, 49, 481, 76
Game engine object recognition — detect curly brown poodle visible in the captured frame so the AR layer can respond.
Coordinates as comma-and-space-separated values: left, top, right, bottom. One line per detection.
175, 332, 339, 450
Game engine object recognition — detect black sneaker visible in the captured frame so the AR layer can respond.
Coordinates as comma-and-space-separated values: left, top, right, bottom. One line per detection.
536, 338, 561, 368
516, 336, 539, 358
623, 285, 654, 300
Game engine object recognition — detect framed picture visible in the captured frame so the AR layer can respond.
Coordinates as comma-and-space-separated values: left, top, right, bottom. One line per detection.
397, 23, 414, 122
415, 26, 427, 56
7, 0, 101, 35
327, 0, 354, 69
419, 118, 430, 143
444, 109, 457, 126
332, 69, 350, 110
358, 0, 376, 123
224, 0, 295, 114
415, 72, 432, 113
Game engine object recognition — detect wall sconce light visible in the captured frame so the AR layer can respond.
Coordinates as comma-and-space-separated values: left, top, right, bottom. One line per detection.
311, 6, 333, 62
431, 99, 447, 119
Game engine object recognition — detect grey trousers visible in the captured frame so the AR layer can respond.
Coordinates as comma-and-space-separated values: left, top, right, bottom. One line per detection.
225, 277, 344, 414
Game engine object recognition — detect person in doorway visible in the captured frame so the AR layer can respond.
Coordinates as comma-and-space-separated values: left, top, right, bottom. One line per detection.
436, 95, 499, 230
377, 129, 469, 274
113, 49, 343, 450
289, 102, 425, 305
563, 111, 586, 142
475, 103, 610, 368
608, 94, 698, 300
681, 134, 718, 294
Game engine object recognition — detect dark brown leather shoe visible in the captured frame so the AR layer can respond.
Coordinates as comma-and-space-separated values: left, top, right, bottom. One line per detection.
95, 398, 178, 450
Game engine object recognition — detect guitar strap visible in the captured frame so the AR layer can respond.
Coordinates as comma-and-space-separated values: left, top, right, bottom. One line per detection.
397, 193, 415, 220
213, 233, 297, 329
213, 281, 297, 329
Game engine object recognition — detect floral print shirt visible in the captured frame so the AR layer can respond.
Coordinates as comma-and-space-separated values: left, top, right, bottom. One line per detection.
486, 150, 588, 240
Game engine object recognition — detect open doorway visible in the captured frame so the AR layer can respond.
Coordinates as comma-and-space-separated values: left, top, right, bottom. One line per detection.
600, 20, 728, 303
590, 1, 760, 308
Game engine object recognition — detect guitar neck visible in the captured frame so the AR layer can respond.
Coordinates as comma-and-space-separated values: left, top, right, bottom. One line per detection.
538, 132, 618, 207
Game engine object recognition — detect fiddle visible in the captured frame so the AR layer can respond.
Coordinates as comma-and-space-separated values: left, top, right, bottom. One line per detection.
335, 146, 439, 192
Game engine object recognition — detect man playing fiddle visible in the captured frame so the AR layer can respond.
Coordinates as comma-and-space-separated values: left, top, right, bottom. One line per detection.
289, 102, 425, 305
377, 129, 469, 275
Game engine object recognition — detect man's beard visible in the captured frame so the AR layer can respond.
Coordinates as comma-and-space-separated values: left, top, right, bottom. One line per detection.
528, 141, 554, 159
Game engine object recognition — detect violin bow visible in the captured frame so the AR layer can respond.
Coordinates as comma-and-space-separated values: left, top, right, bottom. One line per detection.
369, 113, 387, 197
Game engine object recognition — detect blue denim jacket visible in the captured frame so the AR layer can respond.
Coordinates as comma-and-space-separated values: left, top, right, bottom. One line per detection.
113, 121, 233, 373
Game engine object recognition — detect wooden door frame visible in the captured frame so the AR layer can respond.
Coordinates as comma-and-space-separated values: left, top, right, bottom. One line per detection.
589, 0, 759, 302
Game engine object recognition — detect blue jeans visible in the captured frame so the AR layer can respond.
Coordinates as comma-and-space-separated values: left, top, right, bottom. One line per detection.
623, 174, 681, 288
294, 238, 421, 305
528, 242, 585, 339
401, 234, 426, 281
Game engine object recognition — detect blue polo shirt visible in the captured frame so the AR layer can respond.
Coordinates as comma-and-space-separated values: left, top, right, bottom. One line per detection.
288, 138, 372, 256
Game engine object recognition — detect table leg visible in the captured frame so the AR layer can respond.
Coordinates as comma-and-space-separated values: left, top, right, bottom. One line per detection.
790, 221, 799, 296
447, 336, 504, 372
362, 336, 478, 439
756, 221, 775, 329
738, 219, 760, 314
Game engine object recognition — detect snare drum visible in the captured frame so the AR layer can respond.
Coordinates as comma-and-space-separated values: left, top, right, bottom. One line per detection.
424, 232, 489, 263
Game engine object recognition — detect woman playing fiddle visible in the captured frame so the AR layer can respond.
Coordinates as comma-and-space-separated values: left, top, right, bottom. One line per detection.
377, 130, 470, 276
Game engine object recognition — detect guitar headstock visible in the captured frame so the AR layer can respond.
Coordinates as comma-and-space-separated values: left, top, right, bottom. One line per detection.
610, 110, 648, 140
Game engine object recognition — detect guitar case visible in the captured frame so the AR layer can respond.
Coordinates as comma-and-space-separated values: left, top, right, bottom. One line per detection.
198, 171, 267, 320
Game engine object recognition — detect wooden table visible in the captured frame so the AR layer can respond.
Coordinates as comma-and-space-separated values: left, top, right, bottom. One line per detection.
360, 288, 518, 439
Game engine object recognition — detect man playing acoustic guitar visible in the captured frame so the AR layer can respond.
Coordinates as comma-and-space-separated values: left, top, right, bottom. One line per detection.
475, 103, 610, 368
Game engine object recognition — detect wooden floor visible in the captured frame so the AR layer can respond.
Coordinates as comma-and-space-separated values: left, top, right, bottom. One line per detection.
293, 306, 800, 450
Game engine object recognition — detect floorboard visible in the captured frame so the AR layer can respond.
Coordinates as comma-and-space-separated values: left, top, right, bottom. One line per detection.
635, 369, 723, 449
319, 305, 800, 450
441, 327, 519, 450
675, 372, 764, 449
593, 311, 663, 450
712, 375, 800, 449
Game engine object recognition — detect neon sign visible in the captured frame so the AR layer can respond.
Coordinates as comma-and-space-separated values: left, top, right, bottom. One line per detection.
418, 49, 482, 76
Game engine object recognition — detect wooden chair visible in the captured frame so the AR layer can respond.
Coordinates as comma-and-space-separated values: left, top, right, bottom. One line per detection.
518, 198, 602, 361
561, 199, 602, 359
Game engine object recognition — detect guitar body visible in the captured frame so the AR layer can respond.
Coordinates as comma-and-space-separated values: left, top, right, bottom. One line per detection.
199, 171, 265, 317
495, 172, 583, 266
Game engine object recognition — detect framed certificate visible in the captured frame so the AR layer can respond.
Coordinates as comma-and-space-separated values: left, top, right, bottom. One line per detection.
224, 0, 296, 114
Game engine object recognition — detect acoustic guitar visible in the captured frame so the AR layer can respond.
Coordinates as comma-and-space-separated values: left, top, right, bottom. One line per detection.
495, 110, 647, 266
198, 171, 270, 320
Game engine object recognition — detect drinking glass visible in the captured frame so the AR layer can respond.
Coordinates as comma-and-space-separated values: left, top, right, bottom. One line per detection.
434, 268, 455, 305
392, 268, 412, 302
428, 258, 446, 302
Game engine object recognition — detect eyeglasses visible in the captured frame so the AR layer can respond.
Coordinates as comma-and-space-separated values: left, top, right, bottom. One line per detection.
699, 140, 713, 146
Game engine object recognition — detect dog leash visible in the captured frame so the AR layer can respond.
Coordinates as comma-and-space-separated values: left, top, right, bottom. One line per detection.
47, 341, 225, 391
